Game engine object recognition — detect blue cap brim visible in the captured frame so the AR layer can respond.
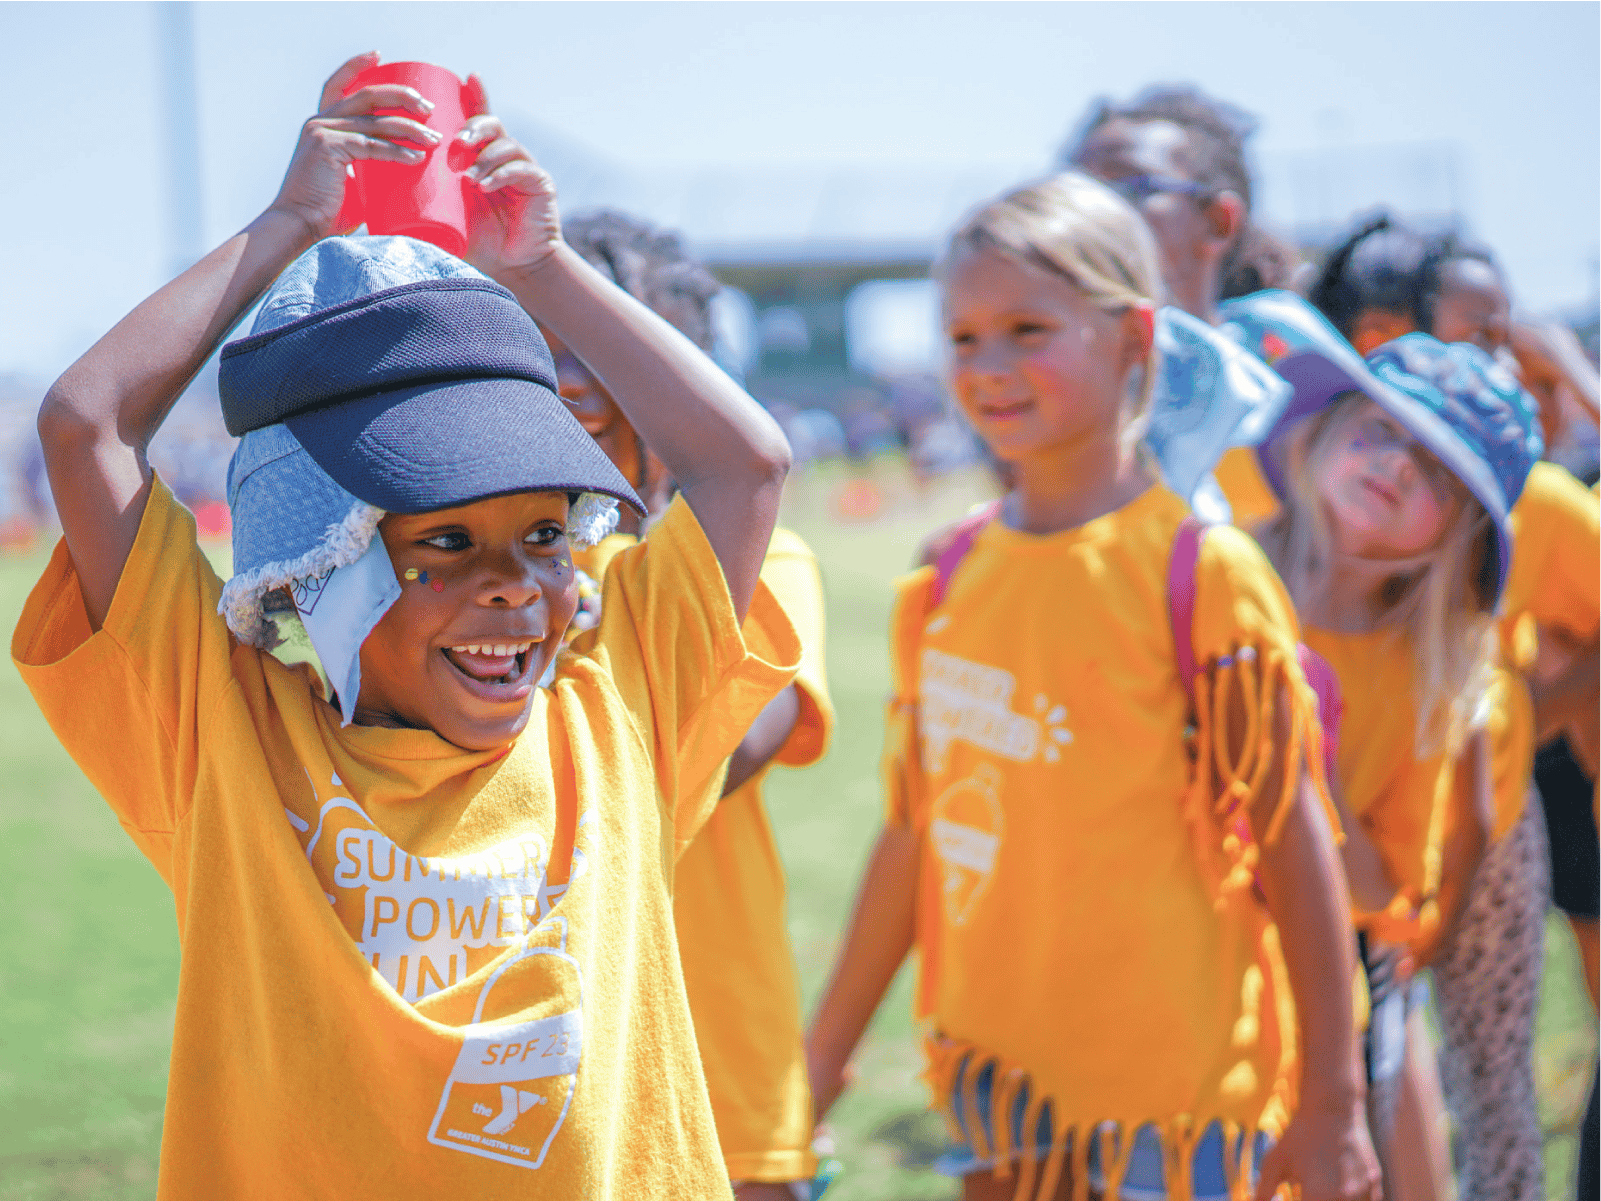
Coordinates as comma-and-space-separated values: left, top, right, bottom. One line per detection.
285, 376, 645, 517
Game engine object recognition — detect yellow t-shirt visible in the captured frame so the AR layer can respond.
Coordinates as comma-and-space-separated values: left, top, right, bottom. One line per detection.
1302, 628, 1452, 927
1490, 461, 1600, 833
1215, 446, 1280, 527
12, 480, 800, 1201
674, 529, 834, 1183
886, 484, 1323, 1176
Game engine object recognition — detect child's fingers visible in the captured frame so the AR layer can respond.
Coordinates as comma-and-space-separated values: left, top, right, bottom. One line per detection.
319, 51, 381, 112
327, 83, 435, 122
475, 158, 547, 195
337, 112, 443, 148
305, 122, 426, 166
456, 114, 506, 148
462, 72, 491, 118
465, 136, 530, 183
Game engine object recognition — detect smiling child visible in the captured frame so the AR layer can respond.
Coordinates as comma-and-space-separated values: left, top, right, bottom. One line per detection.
12, 54, 796, 1199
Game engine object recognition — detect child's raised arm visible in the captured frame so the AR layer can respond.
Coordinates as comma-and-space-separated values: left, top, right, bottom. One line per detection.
451, 101, 790, 622
38, 53, 437, 628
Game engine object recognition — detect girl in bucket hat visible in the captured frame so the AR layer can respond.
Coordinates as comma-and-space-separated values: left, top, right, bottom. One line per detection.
1226, 293, 1545, 1198
14, 53, 795, 1201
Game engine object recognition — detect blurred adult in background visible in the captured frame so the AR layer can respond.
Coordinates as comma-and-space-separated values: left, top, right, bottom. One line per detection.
1315, 212, 1601, 1201
1062, 84, 1293, 525
547, 209, 836, 1201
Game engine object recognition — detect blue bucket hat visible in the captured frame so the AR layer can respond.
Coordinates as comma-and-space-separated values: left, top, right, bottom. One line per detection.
216, 235, 643, 722
1219, 289, 1542, 599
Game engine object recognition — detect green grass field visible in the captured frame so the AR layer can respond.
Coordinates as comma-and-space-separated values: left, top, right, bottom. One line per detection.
0, 465, 1593, 1198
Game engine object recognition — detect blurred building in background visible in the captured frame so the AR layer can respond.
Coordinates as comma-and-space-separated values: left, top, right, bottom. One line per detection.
0, 102, 1594, 546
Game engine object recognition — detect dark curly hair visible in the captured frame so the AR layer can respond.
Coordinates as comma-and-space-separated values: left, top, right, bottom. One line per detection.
1309, 211, 1498, 339
562, 209, 722, 353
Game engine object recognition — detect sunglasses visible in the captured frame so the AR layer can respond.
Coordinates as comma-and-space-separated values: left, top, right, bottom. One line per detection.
1101, 173, 1213, 206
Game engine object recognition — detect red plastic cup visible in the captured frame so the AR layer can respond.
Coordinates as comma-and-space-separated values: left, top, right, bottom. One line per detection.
340, 61, 477, 256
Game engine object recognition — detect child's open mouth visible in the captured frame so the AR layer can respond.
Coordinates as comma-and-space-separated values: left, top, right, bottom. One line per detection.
980, 399, 1032, 422
441, 640, 539, 697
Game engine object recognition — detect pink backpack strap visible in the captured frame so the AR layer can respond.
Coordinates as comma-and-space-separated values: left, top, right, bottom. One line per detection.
1167, 516, 1208, 702
928, 500, 1003, 610
1297, 644, 1344, 781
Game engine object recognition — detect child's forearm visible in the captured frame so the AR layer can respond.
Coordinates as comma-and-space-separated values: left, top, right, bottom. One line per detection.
40, 210, 319, 626
1257, 777, 1367, 1107
494, 247, 790, 620
1411, 731, 1491, 968
805, 823, 918, 1121
1326, 776, 1397, 914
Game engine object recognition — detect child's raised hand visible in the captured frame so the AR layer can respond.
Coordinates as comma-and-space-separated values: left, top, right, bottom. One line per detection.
455, 78, 564, 278
269, 53, 440, 239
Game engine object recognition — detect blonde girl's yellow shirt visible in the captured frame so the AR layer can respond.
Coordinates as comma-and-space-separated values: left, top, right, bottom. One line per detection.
884, 484, 1324, 1184
11, 479, 800, 1201
584, 528, 835, 1183
1302, 628, 1453, 928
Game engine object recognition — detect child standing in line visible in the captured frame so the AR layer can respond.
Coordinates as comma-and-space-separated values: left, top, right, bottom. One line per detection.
1310, 229, 1600, 1196
544, 208, 837, 1201
1225, 311, 1544, 1199
13, 54, 797, 1199
806, 173, 1379, 1201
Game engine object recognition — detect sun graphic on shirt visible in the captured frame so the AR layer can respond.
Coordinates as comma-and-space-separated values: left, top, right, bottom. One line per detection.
1032, 694, 1073, 763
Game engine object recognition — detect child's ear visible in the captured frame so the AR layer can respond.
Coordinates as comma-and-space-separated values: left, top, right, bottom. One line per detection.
1122, 303, 1156, 370
1204, 190, 1245, 250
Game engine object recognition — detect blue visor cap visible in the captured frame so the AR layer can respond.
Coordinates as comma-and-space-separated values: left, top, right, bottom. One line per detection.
1364, 334, 1542, 596
219, 276, 644, 517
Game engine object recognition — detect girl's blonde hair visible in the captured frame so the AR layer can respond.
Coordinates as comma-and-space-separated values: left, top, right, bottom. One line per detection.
941, 171, 1164, 454
1274, 393, 1497, 756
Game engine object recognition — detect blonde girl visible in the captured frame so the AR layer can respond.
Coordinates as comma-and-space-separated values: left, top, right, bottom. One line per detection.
1221, 307, 1544, 1197
805, 173, 1379, 1201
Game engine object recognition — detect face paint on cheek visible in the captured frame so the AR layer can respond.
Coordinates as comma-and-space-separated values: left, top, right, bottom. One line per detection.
402, 568, 446, 593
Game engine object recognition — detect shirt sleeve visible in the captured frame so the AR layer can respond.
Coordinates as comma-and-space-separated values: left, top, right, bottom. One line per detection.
10, 478, 237, 880
1520, 462, 1600, 641
760, 529, 834, 769
1188, 524, 1339, 852
574, 496, 801, 853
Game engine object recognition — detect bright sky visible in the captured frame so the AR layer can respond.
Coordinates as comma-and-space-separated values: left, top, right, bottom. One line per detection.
2, 0, 1596, 382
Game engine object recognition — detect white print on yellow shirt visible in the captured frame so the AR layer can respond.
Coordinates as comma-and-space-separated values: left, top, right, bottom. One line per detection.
918, 646, 1074, 774
426, 916, 583, 1170
289, 772, 590, 1004
930, 763, 1004, 926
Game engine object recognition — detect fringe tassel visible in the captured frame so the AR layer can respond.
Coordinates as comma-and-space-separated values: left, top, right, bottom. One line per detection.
1011, 1088, 1047, 1201
929, 1034, 1278, 1201
1100, 1122, 1136, 1200
1183, 644, 1325, 913
1164, 1115, 1198, 1201
993, 1066, 1026, 1177
1070, 1129, 1092, 1201
1036, 1132, 1070, 1201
